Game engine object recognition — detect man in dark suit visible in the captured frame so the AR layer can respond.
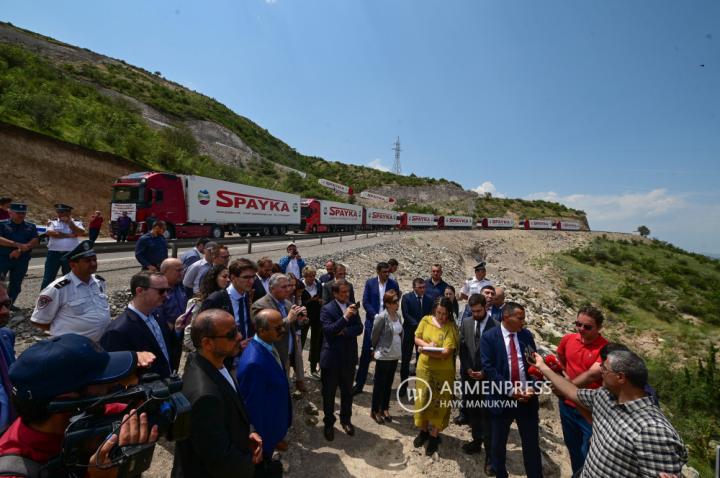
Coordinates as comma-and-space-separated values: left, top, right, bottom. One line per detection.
101, 271, 176, 378
202, 258, 257, 357
399, 278, 432, 398
251, 273, 306, 384
236, 309, 292, 461
172, 309, 264, 478
459, 294, 498, 474
480, 302, 544, 478
318, 259, 335, 284
252, 257, 273, 303
321, 263, 355, 304
320, 279, 363, 441
353, 261, 400, 394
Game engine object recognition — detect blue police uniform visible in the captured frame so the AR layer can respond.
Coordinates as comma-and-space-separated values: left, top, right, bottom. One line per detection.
0, 218, 38, 304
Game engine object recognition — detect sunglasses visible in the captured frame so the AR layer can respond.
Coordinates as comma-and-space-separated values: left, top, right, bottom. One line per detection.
239, 275, 255, 280
575, 321, 594, 331
208, 329, 239, 340
273, 324, 286, 333
386, 299, 399, 304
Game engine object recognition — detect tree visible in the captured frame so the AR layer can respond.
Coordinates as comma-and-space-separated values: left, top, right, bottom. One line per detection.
637, 225, 650, 237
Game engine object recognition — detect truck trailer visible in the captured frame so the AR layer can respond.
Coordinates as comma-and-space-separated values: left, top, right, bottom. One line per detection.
110, 172, 301, 239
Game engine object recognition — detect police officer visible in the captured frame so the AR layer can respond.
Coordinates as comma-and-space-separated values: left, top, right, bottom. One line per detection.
0, 203, 39, 309
31, 240, 111, 342
41, 203, 86, 289
459, 262, 493, 318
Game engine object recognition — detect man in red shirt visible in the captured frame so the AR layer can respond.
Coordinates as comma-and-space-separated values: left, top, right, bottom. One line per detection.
556, 306, 608, 476
88, 211, 104, 247
0, 334, 158, 478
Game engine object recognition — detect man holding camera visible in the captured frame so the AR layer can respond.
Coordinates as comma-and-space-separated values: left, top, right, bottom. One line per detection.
173, 309, 263, 478
278, 243, 305, 279
0, 334, 158, 478
251, 274, 307, 390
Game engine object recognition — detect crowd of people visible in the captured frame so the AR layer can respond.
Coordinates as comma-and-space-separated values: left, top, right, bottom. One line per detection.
0, 203, 690, 477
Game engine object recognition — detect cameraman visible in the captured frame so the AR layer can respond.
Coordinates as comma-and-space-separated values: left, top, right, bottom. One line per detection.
278, 243, 304, 279
0, 334, 159, 478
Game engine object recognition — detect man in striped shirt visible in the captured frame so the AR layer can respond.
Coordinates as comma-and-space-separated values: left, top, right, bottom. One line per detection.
534, 347, 687, 477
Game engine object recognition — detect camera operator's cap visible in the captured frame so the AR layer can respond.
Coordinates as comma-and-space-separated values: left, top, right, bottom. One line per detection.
9, 334, 137, 401
474, 261, 486, 270
54, 203, 73, 212
62, 240, 96, 261
287, 242, 297, 250
9, 203, 27, 213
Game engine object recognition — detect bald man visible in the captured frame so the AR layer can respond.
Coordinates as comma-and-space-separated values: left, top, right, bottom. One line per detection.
155, 258, 187, 370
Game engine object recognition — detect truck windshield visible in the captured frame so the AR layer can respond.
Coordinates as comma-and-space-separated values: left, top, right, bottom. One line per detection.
112, 186, 141, 203
300, 205, 312, 218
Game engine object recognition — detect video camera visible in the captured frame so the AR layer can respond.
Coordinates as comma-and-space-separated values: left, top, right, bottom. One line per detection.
44, 373, 191, 478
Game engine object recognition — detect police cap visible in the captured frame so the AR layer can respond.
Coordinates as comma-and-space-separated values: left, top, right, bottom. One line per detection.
54, 203, 73, 212
9, 203, 27, 213
474, 261, 487, 270
63, 240, 96, 261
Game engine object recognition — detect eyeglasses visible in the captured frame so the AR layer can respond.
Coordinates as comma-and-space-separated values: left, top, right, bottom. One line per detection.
273, 324, 286, 333
147, 287, 170, 295
207, 329, 239, 340
575, 321, 594, 331
239, 275, 255, 280
219, 255, 231, 260
386, 299, 399, 304
600, 363, 620, 376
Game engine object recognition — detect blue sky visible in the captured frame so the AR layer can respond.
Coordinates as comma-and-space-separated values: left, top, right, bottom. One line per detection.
3, 1, 719, 254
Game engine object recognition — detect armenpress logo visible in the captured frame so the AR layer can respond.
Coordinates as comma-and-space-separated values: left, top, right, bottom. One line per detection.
396, 377, 432, 413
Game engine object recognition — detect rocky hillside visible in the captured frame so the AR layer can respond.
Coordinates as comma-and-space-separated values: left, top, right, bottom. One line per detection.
0, 22, 587, 223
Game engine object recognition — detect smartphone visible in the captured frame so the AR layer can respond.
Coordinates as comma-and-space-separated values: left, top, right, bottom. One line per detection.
353, 301, 361, 309
179, 303, 196, 327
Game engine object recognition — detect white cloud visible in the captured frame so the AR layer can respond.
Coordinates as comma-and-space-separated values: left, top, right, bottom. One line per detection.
367, 158, 391, 172
524, 189, 685, 222
473, 181, 506, 198
265, 0, 278, 3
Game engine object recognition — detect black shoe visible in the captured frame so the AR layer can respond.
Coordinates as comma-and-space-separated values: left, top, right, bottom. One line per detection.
352, 387, 363, 396
453, 414, 469, 425
413, 430, 429, 448
371, 412, 385, 425
426, 436, 439, 456
462, 440, 482, 455
382, 412, 392, 423
484, 462, 496, 476
323, 425, 334, 441
341, 423, 355, 436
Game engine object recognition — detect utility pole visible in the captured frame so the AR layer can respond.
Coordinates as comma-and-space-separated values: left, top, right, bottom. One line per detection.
392, 137, 401, 175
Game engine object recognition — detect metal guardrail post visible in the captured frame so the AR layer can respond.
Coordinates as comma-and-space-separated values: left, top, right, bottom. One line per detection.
354, 232, 357, 240
339, 233, 343, 242
171, 242, 178, 258
247, 239, 252, 254
320, 235, 323, 245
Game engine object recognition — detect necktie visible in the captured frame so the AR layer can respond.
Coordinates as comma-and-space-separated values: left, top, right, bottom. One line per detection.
418, 295, 423, 312
475, 320, 481, 342
509, 333, 520, 383
271, 345, 283, 369
237, 295, 247, 337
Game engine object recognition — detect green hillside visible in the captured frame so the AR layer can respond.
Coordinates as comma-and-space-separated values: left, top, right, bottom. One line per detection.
555, 237, 720, 474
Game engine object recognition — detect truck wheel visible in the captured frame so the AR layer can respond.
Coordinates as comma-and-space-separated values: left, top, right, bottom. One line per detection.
163, 225, 175, 240
271, 226, 279, 236
261, 226, 271, 236
279, 226, 287, 235
211, 226, 224, 239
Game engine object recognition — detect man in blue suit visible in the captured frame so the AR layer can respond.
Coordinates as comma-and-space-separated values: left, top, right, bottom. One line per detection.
480, 302, 544, 478
236, 308, 292, 465
320, 279, 363, 441
353, 262, 400, 395
398, 278, 432, 398
101, 271, 176, 378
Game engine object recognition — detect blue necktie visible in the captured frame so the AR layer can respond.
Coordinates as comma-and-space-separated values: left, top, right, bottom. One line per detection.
146, 313, 170, 370
237, 295, 247, 337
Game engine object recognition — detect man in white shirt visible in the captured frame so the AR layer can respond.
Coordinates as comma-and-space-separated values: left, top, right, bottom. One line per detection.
41, 203, 86, 289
